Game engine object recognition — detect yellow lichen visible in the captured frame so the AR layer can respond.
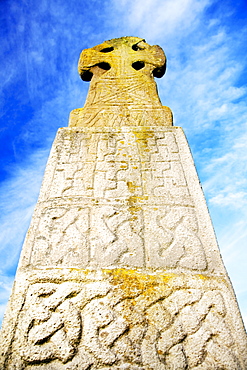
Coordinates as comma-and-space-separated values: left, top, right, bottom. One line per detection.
132, 127, 154, 150
102, 268, 175, 297
197, 274, 210, 280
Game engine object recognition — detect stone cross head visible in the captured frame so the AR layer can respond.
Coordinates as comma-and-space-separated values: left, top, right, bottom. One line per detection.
69, 37, 173, 127
78, 37, 166, 82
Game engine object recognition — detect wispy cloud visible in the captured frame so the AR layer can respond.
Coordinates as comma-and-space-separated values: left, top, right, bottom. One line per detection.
0, 149, 49, 273
0, 274, 14, 323
111, 0, 211, 40
0, 147, 52, 326
203, 130, 247, 209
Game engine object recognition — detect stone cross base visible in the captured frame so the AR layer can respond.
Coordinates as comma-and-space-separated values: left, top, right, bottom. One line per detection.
1, 126, 246, 369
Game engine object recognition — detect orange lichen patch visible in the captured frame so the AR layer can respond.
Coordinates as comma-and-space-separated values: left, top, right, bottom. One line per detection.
126, 194, 148, 215
128, 207, 142, 216
132, 128, 154, 141
197, 274, 210, 280
126, 181, 146, 211
132, 127, 154, 150
103, 269, 174, 297
127, 181, 138, 193
126, 194, 147, 215
104, 269, 176, 292
128, 195, 148, 203
129, 206, 142, 214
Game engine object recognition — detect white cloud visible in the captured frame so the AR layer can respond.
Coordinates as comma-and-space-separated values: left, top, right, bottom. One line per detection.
0, 275, 13, 326
0, 149, 49, 272
161, 32, 247, 131
111, 0, 211, 40
203, 130, 247, 207
210, 192, 247, 207
0, 148, 50, 327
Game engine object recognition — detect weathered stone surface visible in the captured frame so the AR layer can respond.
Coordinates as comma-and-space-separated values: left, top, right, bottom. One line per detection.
13, 127, 225, 273
1, 37, 246, 369
1, 268, 247, 369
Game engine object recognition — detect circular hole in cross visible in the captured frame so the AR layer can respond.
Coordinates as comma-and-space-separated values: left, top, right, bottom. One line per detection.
132, 61, 145, 70
100, 47, 114, 53
80, 70, 93, 81
132, 41, 146, 51
97, 62, 111, 70
132, 44, 139, 51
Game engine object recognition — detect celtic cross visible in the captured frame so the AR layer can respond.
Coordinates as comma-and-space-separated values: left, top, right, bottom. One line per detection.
69, 37, 172, 127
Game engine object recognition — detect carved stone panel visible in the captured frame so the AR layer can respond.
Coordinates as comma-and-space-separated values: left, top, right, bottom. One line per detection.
3, 271, 247, 369
30, 206, 90, 268
26, 127, 225, 273
144, 206, 207, 270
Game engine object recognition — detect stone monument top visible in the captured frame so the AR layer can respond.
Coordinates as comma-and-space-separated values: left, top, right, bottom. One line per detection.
69, 37, 173, 127
78, 37, 166, 82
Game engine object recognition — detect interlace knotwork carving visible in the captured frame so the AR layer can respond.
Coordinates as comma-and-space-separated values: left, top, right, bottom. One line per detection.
16, 276, 240, 369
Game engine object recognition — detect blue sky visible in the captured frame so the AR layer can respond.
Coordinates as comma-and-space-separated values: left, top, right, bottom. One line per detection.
1, 0, 247, 328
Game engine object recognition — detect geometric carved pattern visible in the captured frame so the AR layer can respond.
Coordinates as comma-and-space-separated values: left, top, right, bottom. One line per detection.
27, 128, 210, 272
1, 126, 243, 368
15, 275, 240, 369
146, 206, 207, 270
69, 106, 173, 128
31, 207, 90, 267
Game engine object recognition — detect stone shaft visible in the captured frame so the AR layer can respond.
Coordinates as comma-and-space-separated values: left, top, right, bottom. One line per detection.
0, 37, 246, 369
1, 126, 247, 369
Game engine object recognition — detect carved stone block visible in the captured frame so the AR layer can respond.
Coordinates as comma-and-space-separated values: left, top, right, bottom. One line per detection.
1, 271, 247, 369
